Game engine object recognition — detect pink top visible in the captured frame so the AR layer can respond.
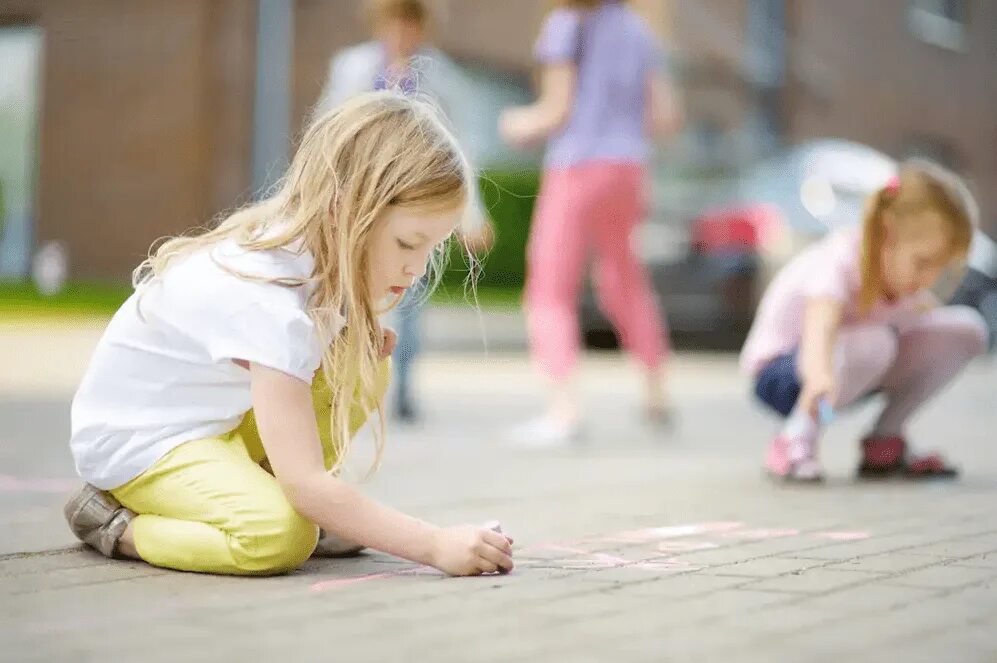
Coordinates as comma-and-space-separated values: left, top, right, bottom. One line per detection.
740, 227, 935, 376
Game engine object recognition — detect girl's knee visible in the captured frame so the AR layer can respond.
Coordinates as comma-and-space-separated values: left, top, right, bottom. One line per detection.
922, 306, 990, 355
948, 306, 989, 354
844, 325, 899, 373
230, 504, 318, 575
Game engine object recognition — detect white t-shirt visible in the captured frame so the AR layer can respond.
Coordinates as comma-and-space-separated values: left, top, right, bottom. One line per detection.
70, 239, 342, 489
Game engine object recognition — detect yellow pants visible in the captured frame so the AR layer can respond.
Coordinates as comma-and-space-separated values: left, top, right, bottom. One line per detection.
111, 361, 390, 576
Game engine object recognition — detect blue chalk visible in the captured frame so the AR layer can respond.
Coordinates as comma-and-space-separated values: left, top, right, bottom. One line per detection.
818, 399, 835, 426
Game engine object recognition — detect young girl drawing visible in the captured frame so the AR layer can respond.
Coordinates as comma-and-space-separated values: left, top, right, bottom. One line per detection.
64, 92, 514, 576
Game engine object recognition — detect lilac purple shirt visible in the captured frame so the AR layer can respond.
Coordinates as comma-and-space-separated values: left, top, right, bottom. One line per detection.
534, 1, 663, 169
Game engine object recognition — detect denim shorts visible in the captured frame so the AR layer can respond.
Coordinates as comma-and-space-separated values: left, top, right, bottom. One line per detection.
754, 353, 800, 417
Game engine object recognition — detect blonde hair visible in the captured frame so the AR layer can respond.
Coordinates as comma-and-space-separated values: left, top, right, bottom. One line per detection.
134, 91, 472, 474
366, 0, 429, 26
859, 159, 978, 312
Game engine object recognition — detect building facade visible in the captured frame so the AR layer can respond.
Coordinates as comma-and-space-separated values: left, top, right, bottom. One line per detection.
1, 0, 993, 281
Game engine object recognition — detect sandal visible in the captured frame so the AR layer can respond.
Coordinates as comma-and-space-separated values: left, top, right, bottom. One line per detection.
858, 435, 959, 480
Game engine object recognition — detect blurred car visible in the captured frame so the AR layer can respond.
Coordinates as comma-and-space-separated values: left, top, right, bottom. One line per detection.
581, 139, 897, 345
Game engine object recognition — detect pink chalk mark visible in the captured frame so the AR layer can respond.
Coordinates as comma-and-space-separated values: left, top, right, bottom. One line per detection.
630, 558, 703, 572
309, 565, 440, 592
814, 531, 871, 541
657, 541, 720, 553
529, 548, 633, 570
595, 522, 744, 544
538, 558, 618, 570
0, 474, 79, 493
307, 521, 858, 593
310, 571, 397, 591
721, 528, 799, 540
592, 552, 631, 566
530, 543, 593, 556
536, 555, 683, 571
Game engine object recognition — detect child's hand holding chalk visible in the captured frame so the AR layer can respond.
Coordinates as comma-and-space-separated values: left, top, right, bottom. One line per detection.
431, 524, 514, 576
484, 520, 514, 574
800, 374, 836, 425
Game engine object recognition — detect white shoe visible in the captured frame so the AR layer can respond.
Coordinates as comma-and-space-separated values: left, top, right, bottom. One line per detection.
507, 415, 581, 448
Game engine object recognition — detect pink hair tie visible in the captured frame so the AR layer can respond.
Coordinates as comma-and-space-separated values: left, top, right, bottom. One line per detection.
885, 176, 900, 193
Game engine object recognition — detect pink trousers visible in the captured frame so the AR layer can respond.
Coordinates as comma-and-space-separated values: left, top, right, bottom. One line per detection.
831, 306, 988, 435
525, 162, 668, 379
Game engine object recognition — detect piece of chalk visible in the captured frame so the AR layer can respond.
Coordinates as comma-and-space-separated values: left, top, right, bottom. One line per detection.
818, 399, 835, 425
483, 520, 511, 575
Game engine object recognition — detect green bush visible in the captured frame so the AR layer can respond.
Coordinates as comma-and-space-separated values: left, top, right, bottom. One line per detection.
440, 169, 540, 296
0, 280, 131, 316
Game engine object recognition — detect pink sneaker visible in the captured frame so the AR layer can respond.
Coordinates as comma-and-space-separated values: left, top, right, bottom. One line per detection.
765, 435, 824, 483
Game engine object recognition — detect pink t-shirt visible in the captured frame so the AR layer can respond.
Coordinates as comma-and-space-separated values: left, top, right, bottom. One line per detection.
740, 227, 934, 376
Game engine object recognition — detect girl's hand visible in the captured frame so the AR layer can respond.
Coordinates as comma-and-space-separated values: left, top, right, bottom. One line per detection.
499, 108, 537, 150
429, 525, 514, 576
799, 297, 844, 420
379, 327, 397, 359
799, 371, 836, 420
500, 64, 575, 149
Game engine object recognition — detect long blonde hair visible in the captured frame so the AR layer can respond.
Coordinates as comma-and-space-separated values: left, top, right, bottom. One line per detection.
134, 91, 472, 474
859, 159, 977, 312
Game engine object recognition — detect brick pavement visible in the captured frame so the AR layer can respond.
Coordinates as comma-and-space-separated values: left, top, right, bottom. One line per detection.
2, 334, 996, 662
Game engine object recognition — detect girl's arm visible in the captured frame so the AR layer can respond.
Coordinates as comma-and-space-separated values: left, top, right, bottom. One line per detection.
798, 298, 844, 415
499, 63, 576, 148
646, 73, 683, 139
248, 363, 513, 576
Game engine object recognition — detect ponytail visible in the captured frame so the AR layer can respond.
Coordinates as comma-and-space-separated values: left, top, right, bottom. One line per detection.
858, 185, 896, 313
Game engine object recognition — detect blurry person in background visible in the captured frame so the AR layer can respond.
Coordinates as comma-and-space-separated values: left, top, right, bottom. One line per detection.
742, 161, 987, 483
499, 0, 682, 445
316, 0, 494, 424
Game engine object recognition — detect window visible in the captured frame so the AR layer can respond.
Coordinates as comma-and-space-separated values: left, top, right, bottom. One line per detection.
908, 0, 969, 52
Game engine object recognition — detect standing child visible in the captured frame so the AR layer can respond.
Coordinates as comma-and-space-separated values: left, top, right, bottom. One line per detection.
741, 160, 988, 482
63, 92, 514, 576
500, 0, 682, 445
317, 0, 494, 423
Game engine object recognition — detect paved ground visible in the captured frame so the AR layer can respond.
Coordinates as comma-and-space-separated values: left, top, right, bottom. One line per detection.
2, 315, 997, 662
